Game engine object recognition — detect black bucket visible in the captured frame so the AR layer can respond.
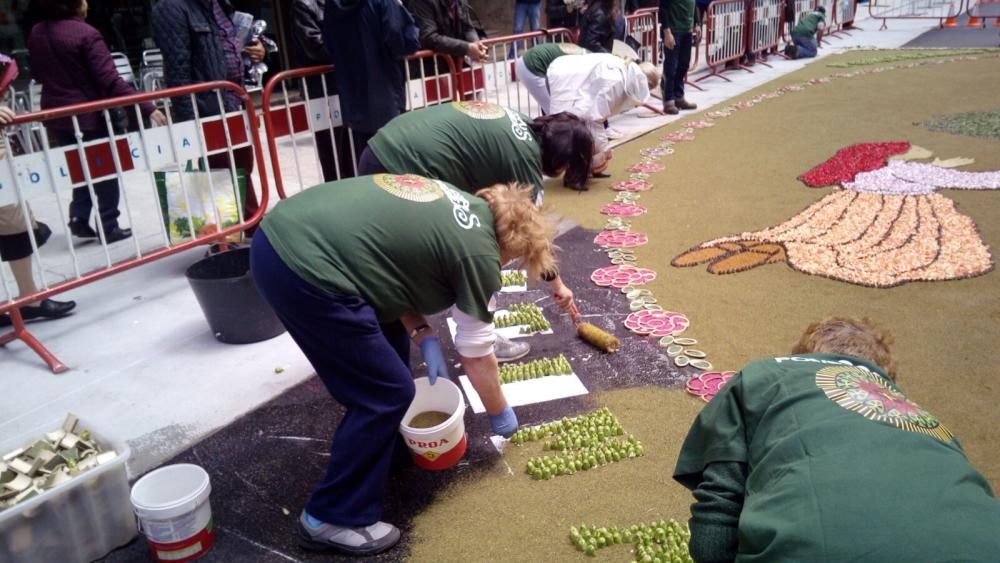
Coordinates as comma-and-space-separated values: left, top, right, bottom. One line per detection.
185, 247, 286, 344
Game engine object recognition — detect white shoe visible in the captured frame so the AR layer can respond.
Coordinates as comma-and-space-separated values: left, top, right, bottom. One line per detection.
494, 334, 530, 362
298, 512, 400, 556
605, 127, 624, 140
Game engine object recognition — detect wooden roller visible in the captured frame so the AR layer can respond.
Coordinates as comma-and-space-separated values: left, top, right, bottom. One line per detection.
576, 321, 620, 353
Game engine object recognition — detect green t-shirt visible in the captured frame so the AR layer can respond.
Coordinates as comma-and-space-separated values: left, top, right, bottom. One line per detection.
368, 101, 545, 200
260, 174, 501, 323
661, 0, 695, 34
522, 43, 588, 77
792, 11, 825, 37
675, 353, 1000, 561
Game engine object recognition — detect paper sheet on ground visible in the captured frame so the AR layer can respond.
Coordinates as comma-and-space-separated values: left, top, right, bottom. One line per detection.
500, 269, 528, 293
446, 310, 554, 341
458, 373, 589, 414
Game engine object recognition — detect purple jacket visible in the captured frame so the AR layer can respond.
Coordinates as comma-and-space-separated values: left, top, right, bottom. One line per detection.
27, 17, 155, 132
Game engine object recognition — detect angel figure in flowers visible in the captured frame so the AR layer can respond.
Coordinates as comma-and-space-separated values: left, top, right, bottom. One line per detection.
672, 142, 1000, 287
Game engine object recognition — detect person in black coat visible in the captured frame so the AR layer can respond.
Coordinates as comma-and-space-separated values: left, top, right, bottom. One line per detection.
322, 0, 420, 159
577, 0, 619, 53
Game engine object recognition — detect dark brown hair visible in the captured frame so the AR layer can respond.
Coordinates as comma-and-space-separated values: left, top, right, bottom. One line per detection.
530, 112, 595, 191
37, 0, 84, 19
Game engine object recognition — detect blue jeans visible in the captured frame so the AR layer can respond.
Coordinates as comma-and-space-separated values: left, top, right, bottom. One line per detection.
661, 31, 694, 102
251, 229, 414, 526
793, 35, 818, 58
510, 3, 542, 57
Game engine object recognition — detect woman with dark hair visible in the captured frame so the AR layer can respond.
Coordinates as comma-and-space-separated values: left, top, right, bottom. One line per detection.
358, 101, 594, 196
27, 0, 166, 243
577, 0, 619, 53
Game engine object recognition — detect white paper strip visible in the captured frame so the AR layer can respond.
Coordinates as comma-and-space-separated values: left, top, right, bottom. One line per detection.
458, 372, 589, 414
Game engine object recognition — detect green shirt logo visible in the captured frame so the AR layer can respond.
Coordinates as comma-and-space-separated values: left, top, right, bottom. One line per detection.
373, 174, 445, 202
815, 365, 953, 442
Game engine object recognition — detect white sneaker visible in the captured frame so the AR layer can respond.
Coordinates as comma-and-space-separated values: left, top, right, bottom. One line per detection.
494, 334, 530, 362
605, 127, 625, 140
298, 511, 401, 555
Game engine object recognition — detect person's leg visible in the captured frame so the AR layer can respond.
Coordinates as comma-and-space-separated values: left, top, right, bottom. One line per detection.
674, 32, 696, 109
515, 58, 551, 113
357, 146, 389, 176
661, 35, 681, 112
527, 3, 542, 31
92, 177, 123, 232
250, 230, 415, 527
793, 35, 817, 58
513, 3, 528, 34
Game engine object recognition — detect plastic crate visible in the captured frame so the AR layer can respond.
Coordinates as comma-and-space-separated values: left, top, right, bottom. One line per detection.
0, 415, 137, 563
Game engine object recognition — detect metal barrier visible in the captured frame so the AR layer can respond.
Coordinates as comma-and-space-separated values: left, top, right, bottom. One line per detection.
836, 0, 860, 31
698, 0, 753, 82
1, 81, 268, 372
967, 0, 1000, 20
625, 9, 661, 65
868, 0, 966, 29
260, 53, 460, 199
457, 28, 582, 119
814, 0, 839, 42
748, 0, 786, 65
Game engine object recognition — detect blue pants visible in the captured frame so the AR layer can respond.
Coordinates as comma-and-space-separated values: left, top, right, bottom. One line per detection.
510, 3, 542, 57
250, 230, 415, 526
793, 35, 818, 58
50, 129, 122, 230
661, 31, 694, 102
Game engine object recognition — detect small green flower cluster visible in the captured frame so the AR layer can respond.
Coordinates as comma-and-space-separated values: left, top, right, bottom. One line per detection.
494, 303, 550, 333
498, 354, 572, 384
501, 270, 527, 287
569, 519, 692, 561
511, 408, 644, 479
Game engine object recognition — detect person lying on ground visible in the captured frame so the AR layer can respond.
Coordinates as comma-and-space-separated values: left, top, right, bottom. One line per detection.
674, 316, 1000, 562
784, 5, 825, 59
252, 177, 557, 556
357, 102, 586, 361
547, 52, 661, 173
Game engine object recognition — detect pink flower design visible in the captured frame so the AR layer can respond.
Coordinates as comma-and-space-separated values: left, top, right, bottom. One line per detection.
611, 180, 653, 192
687, 371, 737, 402
593, 230, 649, 248
640, 147, 673, 158
590, 265, 657, 288
628, 162, 665, 173
601, 202, 647, 217
623, 309, 690, 337
662, 132, 696, 142
687, 120, 715, 129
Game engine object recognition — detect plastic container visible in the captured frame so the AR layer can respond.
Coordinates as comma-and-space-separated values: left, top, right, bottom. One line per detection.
185, 247, 286, 344
399, 377, 467, 470
0, 416, 136, 563
130, 464, 214, 563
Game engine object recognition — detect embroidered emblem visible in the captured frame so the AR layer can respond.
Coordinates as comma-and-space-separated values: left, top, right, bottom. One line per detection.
373, 174, 444, 202
815, 366, 953, 442
451, 100, 506, 120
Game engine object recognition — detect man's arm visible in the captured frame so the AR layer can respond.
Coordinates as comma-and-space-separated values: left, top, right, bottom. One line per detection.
408, 0, 475, 57
688, 462, 747, 563
381, 0, 422, 58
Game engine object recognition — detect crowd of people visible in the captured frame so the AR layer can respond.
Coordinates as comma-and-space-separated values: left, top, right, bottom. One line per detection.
4, 1, 996, 561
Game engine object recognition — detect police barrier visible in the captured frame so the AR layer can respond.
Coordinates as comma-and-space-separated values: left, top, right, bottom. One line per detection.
0, 81, 268, 372
868, 0, 966, 29
785, 0, 816, 42
260, 51, 459, 199
966, 0, 1000, 23
625, 9, 661, 65
698, 0, 754, 82
749, 0, 786, 65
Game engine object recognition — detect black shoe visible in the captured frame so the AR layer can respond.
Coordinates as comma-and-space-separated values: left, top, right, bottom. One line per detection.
0, 299, 77, 327
68, 220, 98, 239
102, 227, 132, 244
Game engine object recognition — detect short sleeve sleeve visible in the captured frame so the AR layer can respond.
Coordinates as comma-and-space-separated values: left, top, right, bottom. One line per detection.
451, 255, 501, 323
673, 373, 750, 490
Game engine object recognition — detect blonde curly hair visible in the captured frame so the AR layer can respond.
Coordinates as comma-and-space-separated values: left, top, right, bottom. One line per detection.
792, 316, 897, 381
475, 183, 557, 281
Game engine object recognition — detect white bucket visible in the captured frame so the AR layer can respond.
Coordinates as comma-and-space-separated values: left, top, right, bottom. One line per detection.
130, 464, 215, 562
400, 377, 467, 470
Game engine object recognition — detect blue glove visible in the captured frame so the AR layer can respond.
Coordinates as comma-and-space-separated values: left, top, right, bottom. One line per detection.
419, 336, 449, 385
489, 405, 518, 438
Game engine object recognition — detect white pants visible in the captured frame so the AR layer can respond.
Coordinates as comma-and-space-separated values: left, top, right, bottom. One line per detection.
515, 58, 550, 115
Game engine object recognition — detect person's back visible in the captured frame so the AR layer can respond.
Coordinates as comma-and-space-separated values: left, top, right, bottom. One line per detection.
323, 0, 419, 136
674, 318, 1000, 562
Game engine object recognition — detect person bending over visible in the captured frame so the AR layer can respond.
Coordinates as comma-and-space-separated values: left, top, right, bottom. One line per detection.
784, 5, 825, 59
674, 316, 1000, 562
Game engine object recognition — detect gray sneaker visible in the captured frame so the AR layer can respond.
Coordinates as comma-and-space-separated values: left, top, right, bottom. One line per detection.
495, 334, 530, 362
298, 512, 401, 556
